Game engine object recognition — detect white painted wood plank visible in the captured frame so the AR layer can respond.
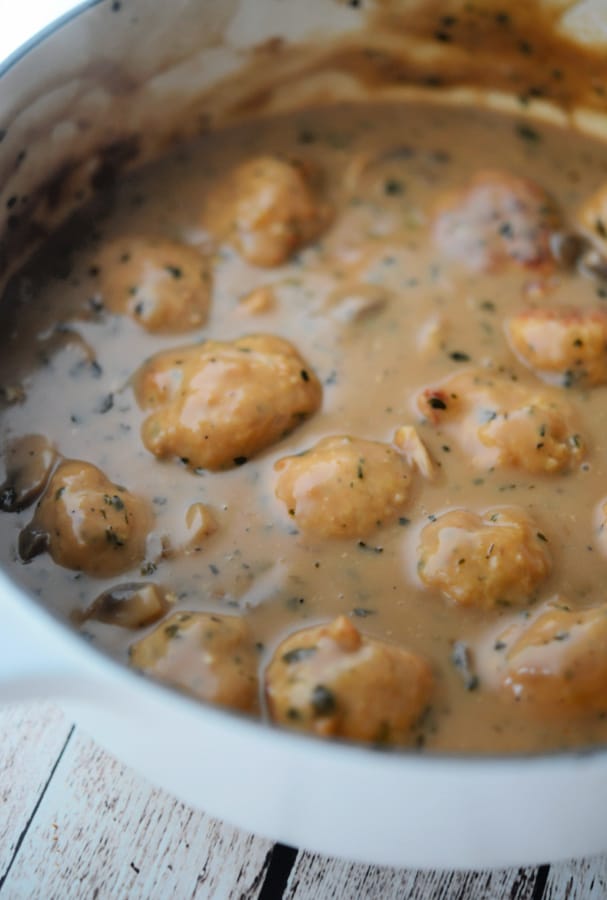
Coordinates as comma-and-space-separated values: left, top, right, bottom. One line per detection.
284, 854, 545, 900
3, 700, 606, 900
1, 727, 273, 900
0, 702, 72, 880
544, 856, 607, 899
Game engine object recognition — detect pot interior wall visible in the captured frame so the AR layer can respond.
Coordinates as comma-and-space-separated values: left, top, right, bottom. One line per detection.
2, 0, 607, 290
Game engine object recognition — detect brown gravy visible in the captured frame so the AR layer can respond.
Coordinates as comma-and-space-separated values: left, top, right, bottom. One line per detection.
3, 100, 607, 753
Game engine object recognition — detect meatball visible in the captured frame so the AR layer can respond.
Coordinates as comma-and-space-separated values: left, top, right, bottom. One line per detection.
274, 435, 412, 538
265, 615, 433, 745
129, 611, 259, 713
417, 369, 585, 474
433, 169, 559, 272
96, 236, 212, 332
507, 309, 607, 388
18, 460, 151, 576
417, 507, 552, 609
215, 155, 330, 267
484, 599, 607, 714
133, 334, 321, 471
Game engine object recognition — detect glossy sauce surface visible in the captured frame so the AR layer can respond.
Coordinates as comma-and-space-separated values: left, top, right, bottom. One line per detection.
3, 101, 607, 752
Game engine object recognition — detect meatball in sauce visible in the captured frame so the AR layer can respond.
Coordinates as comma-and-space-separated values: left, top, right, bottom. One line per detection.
95, 236, 213, 333
208, 155, 331, 267
433, 169, 560, 273
4, 101, 607, 753
266, 615, 433, 745
478, 599, 607, 716
506, 309, 607, 388
19, 460, 151, 577
418, 369, 585, 475
274, 435, 412, 539
130, 611, 259, 713
133, 334, 322, 471
417, 507, 552, 610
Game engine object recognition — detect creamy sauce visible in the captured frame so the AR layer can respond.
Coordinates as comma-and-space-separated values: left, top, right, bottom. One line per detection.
3, 101, 607, 753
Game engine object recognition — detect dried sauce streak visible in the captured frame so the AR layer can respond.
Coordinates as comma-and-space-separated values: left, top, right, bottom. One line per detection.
3, 101, 607, 752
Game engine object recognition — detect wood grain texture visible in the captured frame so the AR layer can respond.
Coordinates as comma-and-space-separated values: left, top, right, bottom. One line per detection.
1, 726, 273, 900
0, 703, 72, 882
545, 857, 607, 899
283, 855, 546, 900
4, 702, 607, 899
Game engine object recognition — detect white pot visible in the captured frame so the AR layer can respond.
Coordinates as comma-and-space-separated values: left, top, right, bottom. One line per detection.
2, 0, 607, 870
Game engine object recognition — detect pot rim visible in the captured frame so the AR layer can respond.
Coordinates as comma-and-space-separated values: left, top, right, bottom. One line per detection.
0, 0, 100, 78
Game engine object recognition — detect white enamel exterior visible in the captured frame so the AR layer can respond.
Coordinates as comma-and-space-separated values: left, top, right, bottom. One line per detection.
3, 0, 607, 870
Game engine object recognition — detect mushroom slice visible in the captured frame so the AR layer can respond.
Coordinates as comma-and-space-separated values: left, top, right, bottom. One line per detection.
0, 434, 57, 512
74, 582, 174, 629
393, 426, 436, 481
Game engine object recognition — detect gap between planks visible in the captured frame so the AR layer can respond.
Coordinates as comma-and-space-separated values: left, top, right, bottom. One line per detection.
0, 706, 273, 899
0, 703, 74, 881
0, 724, 75, 891
2, 703, 607, 899
280, 852, 551, 900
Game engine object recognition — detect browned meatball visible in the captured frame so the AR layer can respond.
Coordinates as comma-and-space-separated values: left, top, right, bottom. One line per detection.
96, 236, 212, 332
265, 615, 433, 745
18, 460, 151, 576
507, 309, 607, 388
417, 369, 585, 475
129, 611, 259, 713
417, 507, 552, 609
433, 169, 559, 272
133, 334, 322, 470
213, 156, 330, 267
274, 435, 412, 539
482, 599, 607, 714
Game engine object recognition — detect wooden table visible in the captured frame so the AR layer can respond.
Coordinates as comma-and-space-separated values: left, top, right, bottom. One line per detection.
0, 703, 604, 898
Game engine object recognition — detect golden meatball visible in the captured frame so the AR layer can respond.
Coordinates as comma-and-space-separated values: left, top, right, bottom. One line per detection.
130, 611, 259, 713
507, 309, 607, 388
265, 615, 433, 745
417, 507, 552, 609
214, 155, 330, 267
433, 169, 559, 272
96, 236, 212, 332
133, 334, 322, 470
18, 460, 151, 576
274, 435, 412, 539
417, 369, 585, 475
485, 600, 607, 714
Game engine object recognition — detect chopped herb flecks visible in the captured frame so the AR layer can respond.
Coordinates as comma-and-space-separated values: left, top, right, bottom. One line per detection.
311, 684, 336, 716
451, 641, 479, 691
